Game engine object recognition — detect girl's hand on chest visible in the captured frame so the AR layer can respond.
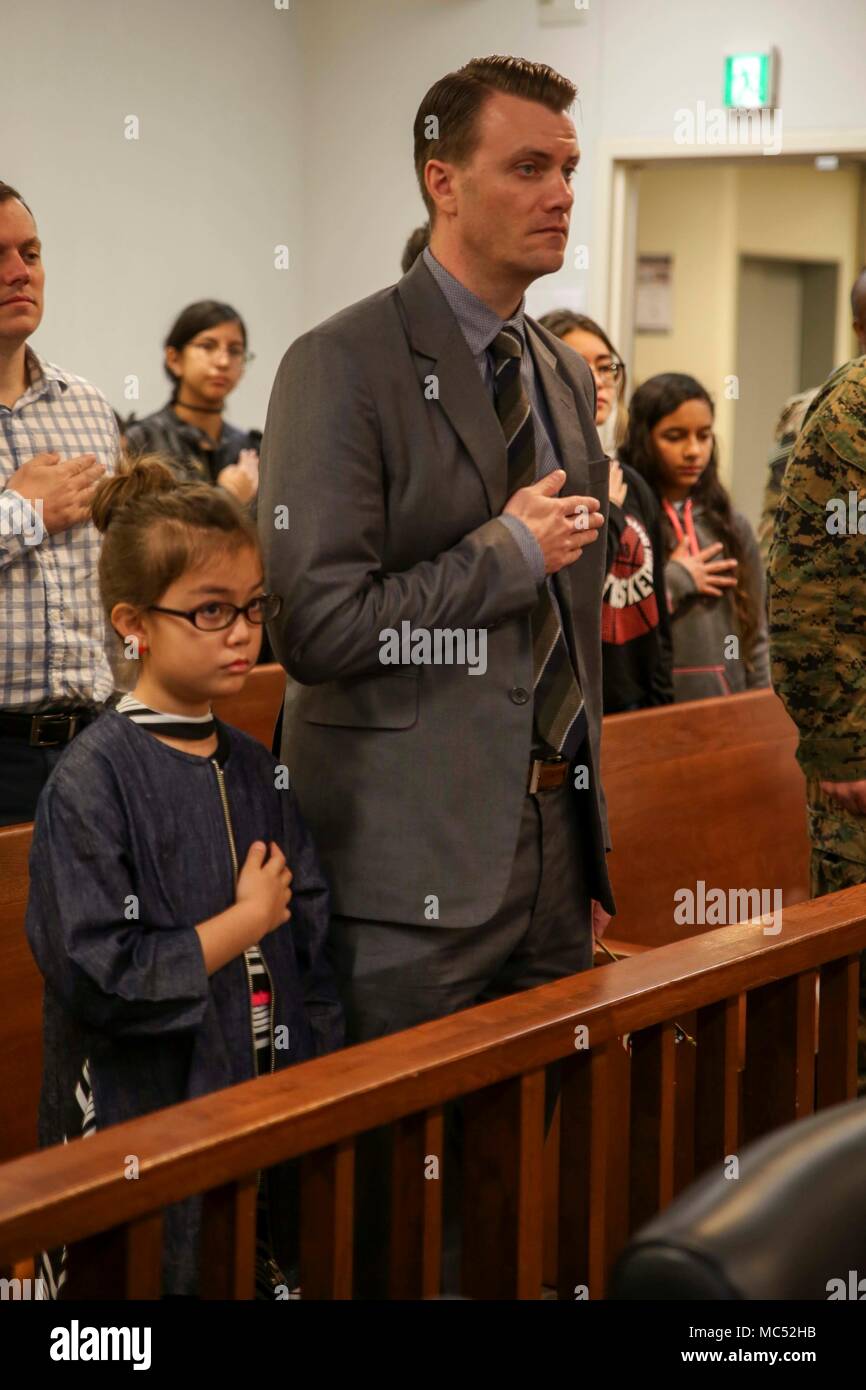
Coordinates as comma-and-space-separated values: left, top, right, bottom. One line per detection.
672, 538, 738, 598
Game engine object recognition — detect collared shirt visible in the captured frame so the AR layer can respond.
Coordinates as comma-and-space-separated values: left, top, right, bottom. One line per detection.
0, 347, 120, 712
422, 244, 559, 583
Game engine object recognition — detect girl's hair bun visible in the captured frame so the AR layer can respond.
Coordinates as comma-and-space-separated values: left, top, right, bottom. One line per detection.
91, 452, 178, 534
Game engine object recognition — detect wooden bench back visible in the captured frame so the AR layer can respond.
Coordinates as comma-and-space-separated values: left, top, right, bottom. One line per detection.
212, 662, 285, 750
0, 825, 39, 1163
603, 689, 810, 948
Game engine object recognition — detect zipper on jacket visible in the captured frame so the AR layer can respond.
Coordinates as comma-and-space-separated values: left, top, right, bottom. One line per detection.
211, 756, 284, 1279
211, 758, 276, 1076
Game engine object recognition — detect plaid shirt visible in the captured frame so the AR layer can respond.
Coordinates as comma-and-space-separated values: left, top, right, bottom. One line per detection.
0, 347, 120, 712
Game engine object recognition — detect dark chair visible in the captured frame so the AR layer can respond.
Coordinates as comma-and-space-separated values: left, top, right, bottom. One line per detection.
610, 1098, 866, 1299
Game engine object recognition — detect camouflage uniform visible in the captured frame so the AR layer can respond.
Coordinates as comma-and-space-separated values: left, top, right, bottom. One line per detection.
757, 387, 820, 568
768, 357, 866, 1090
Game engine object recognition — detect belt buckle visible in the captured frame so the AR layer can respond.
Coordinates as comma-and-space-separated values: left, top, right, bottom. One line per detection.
29, 714, 77, 747
528, 753, 565, 794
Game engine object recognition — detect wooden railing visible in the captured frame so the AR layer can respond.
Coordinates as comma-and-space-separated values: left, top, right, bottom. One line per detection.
1, 887, 862, 1299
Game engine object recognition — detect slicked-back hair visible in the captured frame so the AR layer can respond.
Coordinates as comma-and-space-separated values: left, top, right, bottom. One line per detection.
413, 55, 576, 223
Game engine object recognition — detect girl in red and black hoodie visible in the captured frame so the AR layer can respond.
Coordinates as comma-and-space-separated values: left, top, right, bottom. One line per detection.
539, 312, 673, 713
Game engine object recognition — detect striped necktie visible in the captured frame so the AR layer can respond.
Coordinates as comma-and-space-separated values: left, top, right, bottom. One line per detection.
492, 327, 586, 758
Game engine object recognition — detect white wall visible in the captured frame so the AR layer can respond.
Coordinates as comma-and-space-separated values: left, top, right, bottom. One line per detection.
1, 0, 307, 429
292, 0, 603, 327
3, 0, 866, 430
296, 0, 866, 329
598, 0, 866, 139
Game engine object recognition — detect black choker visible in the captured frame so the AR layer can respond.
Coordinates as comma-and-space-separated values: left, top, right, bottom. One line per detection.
115, 694, 216, 740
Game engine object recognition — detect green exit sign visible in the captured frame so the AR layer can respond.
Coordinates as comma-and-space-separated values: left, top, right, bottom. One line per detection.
724, 51, 776, 109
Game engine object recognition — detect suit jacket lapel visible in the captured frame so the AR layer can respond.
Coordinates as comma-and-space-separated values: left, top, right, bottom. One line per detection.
396, 256, 507, 516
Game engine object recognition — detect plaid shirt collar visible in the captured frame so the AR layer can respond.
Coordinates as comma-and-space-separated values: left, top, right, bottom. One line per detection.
17, 345, 71, 409
421, 245, 527, 356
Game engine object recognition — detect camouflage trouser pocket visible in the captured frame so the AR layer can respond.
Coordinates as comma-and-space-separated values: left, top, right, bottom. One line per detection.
806, 776, 866, 868
810, 847, 866, 898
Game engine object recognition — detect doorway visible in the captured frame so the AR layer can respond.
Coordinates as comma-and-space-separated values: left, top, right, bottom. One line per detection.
734, 256, 837, 527
595, 136, 866, 523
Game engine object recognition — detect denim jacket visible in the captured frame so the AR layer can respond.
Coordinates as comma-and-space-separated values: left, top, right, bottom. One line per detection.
25, 708, 344, 1295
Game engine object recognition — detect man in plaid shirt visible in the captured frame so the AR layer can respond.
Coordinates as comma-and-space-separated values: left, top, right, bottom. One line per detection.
0, 182, 119, 824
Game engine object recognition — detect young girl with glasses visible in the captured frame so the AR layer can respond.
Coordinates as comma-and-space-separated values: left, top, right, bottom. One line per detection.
619, 373, 770, 703
26, 453, 343, 1298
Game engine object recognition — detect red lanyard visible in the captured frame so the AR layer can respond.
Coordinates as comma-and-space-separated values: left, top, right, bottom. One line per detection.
663, 498, 699, 556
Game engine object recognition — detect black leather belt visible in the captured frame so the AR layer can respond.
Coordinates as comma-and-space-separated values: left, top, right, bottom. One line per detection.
0, 707, 99, 747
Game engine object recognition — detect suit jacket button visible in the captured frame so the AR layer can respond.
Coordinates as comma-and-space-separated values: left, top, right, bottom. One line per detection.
510, 687, 529, 705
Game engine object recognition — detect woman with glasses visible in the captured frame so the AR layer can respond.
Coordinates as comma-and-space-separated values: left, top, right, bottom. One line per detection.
539, 310, 673, 713
125, 300, 260, 505
26, 452, 344, 1298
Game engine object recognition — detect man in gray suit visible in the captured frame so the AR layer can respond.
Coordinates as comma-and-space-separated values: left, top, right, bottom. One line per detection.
259, 54, 615, 1287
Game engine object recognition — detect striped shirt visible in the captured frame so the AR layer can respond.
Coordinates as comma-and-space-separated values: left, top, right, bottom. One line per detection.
245, 945, 274, 1073
0, 347, 120, 712
115, 691, 215, 736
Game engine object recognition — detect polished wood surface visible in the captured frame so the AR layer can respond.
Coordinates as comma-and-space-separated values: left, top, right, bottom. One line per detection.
0, 886, 863, 1297
603, 689, 811, 948
212, 662, 285, 750
0, 825, 38, 1163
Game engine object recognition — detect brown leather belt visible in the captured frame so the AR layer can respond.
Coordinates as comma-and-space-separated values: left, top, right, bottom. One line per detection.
528, 753, 569, 794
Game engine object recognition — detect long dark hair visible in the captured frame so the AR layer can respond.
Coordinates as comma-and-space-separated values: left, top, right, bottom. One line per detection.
619, 372, 759, 670
538, 310, 628, 445
163, 300, 248, 403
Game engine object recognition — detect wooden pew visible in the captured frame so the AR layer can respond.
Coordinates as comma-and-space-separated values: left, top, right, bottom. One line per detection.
0, 826, 40, 1165
602, 688, 810, 951
0, 887, 862, 1299
212, 662, 285, 751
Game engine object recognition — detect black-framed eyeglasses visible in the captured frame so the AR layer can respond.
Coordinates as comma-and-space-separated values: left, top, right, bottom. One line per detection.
147, 593, 282, 632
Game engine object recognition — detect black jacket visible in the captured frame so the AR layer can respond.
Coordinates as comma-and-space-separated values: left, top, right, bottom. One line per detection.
602, 461, 674, 712
125, 403, 259, 488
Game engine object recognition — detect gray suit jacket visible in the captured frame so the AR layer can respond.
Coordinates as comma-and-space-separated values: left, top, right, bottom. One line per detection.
258, 254, 615, 927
